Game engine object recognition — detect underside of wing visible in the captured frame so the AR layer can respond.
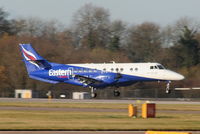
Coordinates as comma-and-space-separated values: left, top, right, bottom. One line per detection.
73, 74, 103, 86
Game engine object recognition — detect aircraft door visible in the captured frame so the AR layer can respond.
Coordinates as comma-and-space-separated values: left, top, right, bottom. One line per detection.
67, 67, 74, 79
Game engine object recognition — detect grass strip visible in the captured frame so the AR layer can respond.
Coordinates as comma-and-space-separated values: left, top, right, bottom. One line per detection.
0, 102, 199, 130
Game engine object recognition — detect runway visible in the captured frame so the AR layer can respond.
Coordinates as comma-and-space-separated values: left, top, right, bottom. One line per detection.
0, 98, 199, 104
0, 131, 199, 134
0, 131, 146, 134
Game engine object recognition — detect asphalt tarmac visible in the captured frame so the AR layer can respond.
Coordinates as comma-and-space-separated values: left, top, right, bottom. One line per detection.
0, 131, 199, 134
0, 98, 199, 104
0, 131, 146, 134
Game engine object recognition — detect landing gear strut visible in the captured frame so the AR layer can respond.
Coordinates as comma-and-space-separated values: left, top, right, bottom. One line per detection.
90, 87, 97, 98
114, 90, 120, 97
166, 81, 171, 94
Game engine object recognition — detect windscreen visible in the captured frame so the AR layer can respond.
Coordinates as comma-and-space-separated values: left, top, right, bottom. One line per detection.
157, 65, 165, 69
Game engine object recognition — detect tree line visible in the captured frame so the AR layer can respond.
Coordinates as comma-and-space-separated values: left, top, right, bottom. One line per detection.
0, 4, 199, 98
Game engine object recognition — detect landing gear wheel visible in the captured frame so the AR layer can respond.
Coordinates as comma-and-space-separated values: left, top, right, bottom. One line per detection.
114, 90, 120, 97
166, 89, 171, 94
91, 93, 97, 98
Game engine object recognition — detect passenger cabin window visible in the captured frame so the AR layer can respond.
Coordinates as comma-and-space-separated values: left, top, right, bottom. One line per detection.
120, 68, 123, 72
135, 68, 138, 71
103, 68, 106, 71
111, 68, 114, 71
130, 68, 133, 71
116, 68, 119, 72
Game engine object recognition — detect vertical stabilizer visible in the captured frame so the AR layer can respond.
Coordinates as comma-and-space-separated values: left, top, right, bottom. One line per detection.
19, 44, 51, 74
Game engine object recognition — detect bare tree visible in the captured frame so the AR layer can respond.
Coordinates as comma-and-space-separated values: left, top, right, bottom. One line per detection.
72, 3, 110, 48
0, 8, 14, 36
108, 20, 127, 50
127, 22, 162, 62
15, 17, 63, 40
161, 17, 200, 48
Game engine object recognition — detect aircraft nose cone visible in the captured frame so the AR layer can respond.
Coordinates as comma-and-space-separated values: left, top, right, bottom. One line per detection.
176, 73, 185, 80
166, 70, 185, 80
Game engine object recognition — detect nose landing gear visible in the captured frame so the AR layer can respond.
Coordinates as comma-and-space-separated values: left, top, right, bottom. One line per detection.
166, 81, 171, 94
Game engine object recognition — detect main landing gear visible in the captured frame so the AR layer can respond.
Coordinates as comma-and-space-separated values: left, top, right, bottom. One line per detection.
114, 90, 120, 97
89, 87, 121, 98
166, 81, 171, 94
90, 87, 97, 98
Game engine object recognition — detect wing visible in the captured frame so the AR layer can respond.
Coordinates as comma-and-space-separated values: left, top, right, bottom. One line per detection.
73, 74, 103, 86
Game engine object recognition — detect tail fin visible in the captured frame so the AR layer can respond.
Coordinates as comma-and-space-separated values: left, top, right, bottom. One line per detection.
19, 44, 51, 74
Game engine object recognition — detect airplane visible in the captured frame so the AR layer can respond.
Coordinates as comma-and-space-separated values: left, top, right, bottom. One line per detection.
19, 44, 185, 98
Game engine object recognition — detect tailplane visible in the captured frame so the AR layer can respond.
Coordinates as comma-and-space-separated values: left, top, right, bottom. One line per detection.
19, 44, 51, 74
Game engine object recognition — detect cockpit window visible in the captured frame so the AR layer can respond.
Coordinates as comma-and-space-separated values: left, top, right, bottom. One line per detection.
157, 65, 165, 69
150, 65, 165, 70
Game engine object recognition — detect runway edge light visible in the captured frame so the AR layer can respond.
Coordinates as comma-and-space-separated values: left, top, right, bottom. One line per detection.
145, 131, 191, 134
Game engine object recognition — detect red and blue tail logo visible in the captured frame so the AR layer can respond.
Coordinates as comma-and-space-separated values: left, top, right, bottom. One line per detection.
19, 44, 47, 72
21, 45, 37, 61
19, 44, 44, 60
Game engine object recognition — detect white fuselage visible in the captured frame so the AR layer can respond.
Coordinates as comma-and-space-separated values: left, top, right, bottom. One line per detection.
69, 62, 184, 81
